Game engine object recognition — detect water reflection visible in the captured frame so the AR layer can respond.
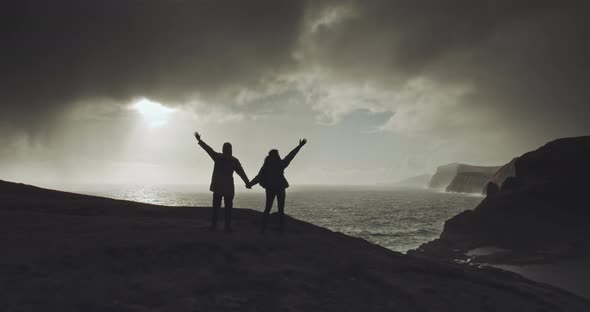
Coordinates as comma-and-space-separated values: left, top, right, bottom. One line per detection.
79, 185, 483, 253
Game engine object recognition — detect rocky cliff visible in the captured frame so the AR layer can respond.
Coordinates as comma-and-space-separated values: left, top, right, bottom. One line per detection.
1, 179, 588, 311
415, 136, 590, 264
482, 157, 517, 194
445, 172, 493, 193
429, 163, 500, 193
428, 163, 460, 189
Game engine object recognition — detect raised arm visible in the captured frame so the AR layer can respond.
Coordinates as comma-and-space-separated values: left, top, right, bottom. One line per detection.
194, 132, 218, 161
283, 138, 307, 168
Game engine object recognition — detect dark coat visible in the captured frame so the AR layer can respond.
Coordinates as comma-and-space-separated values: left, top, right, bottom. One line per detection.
251, 144, 303, 191
198, 140, 248, 197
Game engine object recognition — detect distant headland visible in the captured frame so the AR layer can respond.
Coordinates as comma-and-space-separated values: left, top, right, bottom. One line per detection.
1, 177, 588, 311
412, 136, 590, 299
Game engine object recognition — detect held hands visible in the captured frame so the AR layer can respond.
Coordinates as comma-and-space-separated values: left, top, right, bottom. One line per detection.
194, 131, 201, 142
299, 138, 307, 147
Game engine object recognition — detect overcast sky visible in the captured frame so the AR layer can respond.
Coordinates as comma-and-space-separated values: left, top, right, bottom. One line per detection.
1, 1, 589, 187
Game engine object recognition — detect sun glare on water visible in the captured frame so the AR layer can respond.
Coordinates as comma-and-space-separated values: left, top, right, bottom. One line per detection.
131, 98, 175, 127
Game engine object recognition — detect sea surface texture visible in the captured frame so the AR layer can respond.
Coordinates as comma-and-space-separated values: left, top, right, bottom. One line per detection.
77, 185, 483, 253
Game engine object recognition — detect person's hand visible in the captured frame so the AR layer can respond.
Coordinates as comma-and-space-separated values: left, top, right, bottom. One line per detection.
194, 131, 201, 142
299, 138, 307, 147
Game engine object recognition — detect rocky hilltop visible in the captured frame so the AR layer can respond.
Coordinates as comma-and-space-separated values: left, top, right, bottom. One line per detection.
415, 136, 590, 265
429, 163, 500, 193
1, 180, 588, 311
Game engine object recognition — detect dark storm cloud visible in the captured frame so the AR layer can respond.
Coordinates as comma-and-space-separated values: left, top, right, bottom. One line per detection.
0, 0, 305, 134
300, 1, 590, 143
1, 0, 589, 145
303, 0, 538, 78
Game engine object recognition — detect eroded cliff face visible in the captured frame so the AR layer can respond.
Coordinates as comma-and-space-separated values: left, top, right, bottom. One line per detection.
415, 136, 590, 263
428, 163, 460, 190
445, 172, 492, 193
482, 158, 517, 194
429, 163, 500, 193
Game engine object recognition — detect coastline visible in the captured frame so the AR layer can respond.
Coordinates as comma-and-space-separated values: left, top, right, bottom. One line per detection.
491, 258, 590, 300
1, 179, 589, 311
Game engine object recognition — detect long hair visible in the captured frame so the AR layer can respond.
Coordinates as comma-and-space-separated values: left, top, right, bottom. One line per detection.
261, 149, 280, 173
259, 149, 282, 187
266, 149, 280, 164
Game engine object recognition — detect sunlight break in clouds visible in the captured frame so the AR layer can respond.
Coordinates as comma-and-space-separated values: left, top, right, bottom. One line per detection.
131, 98, 176, 127
1, 1, 589, 186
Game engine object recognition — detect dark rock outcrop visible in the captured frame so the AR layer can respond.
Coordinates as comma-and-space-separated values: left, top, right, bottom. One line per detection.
482, 158, 517, 194
415, 136, 590, 264
485, 182, 500, 197
2, 179, 589, 311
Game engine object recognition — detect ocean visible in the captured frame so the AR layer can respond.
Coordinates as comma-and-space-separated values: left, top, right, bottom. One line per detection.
73, 185, 483, 253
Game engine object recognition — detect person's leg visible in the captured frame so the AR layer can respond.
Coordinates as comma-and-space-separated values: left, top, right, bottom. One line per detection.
277, 188, 286, 233
223, 193, 234, 232
211, 193, 222, 230
261, 189, 276, 233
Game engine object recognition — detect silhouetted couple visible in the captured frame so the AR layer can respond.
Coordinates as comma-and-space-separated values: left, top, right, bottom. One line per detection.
194, 132, 307, 233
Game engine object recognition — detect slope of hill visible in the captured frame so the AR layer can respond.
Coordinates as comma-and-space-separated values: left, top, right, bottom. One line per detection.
1, 179, 588, 311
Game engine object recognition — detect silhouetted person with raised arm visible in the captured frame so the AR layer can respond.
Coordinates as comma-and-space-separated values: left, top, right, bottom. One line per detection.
247, 138, 307, 233
194, 132, 249, 232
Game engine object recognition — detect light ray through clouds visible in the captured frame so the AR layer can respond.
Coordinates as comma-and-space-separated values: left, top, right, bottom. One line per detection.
131, 98, 176, 127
